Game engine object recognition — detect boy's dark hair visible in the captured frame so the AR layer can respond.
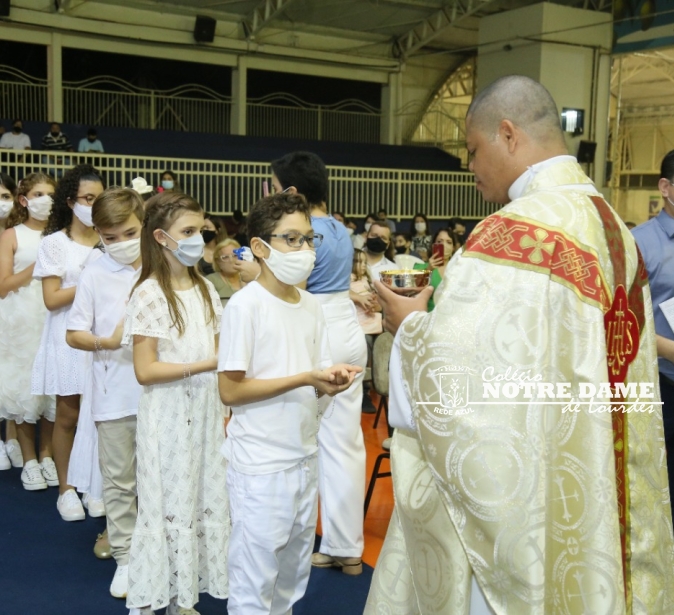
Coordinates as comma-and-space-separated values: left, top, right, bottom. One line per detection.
661, 150, 674, 181
448, 216, 465, 229
247, 193, 311, 245
271, 151, 328, 206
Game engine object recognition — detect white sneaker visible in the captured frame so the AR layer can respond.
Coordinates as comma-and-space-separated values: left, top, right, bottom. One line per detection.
21, 459, 48, 491
167, 601, 200, 615
0, 441, 10, 471
56, 489, 85, 521
82, 493, 106, 517
39, 457, 59, 487
110, 564, 128, 598
5, 439, 23, 468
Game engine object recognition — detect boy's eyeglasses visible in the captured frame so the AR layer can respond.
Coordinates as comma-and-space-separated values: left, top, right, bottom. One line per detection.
268, 232, 323, 249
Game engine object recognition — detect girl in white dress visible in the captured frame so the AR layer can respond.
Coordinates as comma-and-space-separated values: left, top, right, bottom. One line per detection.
0, 172, 23, 471
31, 164, 105, 522
0, 173, 57, 490
124, 192, 229, 615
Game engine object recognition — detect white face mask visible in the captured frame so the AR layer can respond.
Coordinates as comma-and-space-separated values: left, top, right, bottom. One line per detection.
26, 195, 53, 221
261, 239, 316, 286
162, 230, 204, 267
104, 237, 141, 265
73, 203, 94, 227
415, 222, 426, 233
346, 227, 354, 236
364, 222, 372, 233
0, 200, 13, 218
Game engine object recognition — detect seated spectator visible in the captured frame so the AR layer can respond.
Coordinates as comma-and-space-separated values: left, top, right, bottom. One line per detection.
353, 212, 378, 250
393, 232, 424, 267
0, 119, 31, 150
206, 238, 245, 307
377, 208, 396, 233
158, 170, 179, 192
332, 211, 345, 224
344, 217, 358, 239
364, 221, 396, 280
42, 122, 73, 151
410, 212, 432, 261
448, 216, 467, 243
78, 128, 104, 153
198, 214, 228, 275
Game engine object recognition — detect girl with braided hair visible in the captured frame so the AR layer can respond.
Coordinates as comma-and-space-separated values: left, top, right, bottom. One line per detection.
31, 163, 105, 522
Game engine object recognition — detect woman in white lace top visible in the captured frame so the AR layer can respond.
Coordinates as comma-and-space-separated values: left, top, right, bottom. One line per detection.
123, 192, 229, 615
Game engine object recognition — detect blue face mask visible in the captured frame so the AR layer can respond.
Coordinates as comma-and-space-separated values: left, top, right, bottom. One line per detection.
162, 180, 174, 190
162, 231, 204, 267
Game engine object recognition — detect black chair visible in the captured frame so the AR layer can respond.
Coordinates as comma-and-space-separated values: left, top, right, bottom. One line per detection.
364, 439, 391, 515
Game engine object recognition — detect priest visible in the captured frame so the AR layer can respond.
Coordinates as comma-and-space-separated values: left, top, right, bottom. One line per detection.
366, 75, 674, 614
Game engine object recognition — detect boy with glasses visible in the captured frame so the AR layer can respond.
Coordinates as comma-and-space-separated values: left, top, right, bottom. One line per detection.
218, 192, 361, 615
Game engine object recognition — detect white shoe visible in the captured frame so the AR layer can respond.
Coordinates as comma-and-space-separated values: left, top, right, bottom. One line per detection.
0, 442, 10, 471
82, 493, 106, 517
39, 457, 59, 487
110, 564, 128, 598
5, 439, 23, 468
167, 601, 200, 615
56, 489, 85, 521
21, 459, 48, 491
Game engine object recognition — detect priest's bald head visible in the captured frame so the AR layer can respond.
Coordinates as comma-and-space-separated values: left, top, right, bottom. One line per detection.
466, 75, 568, 204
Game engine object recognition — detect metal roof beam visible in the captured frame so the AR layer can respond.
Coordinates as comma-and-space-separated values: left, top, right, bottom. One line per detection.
244, 0, 299, 39
395, 0, 497, 58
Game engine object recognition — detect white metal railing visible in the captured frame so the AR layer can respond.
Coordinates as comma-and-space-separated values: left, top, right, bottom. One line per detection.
0, 150, 493, 219
62, 77, 233, 133
247, 94, 380, 143
0, 67, 380, 143
0, 66, 48, 121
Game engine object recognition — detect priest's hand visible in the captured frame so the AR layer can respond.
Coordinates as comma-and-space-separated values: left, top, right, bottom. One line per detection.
373, 280, 433, 334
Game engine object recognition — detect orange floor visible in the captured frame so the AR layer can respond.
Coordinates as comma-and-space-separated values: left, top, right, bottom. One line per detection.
316, 393, 394, 568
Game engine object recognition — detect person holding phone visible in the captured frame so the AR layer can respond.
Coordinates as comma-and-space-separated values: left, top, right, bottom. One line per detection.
426, 228, 459, 311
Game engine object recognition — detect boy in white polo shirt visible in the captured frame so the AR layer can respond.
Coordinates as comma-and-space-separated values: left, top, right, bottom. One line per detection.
66, 187, 144, 600
218, 192, 361, 615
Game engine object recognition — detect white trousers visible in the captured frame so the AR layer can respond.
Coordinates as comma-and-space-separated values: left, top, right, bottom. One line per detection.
314, 292, 368, 558
226, 456, 318, 615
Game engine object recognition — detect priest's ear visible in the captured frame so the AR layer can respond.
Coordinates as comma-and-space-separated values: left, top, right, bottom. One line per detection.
658, 177, 674, 199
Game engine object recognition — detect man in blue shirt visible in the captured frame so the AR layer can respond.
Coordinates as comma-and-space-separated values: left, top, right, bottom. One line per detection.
271, 151, 367, 576
632, 148, 674, 516
78, 127, 105, 153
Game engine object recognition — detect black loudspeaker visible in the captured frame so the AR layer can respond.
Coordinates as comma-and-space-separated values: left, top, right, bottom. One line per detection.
194, 16, 216, 43
577, 140, 597, 164
0, 0, 10, 18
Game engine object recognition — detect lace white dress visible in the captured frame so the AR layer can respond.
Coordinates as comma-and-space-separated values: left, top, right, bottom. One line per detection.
123, 278, 229, 610
0, 224, 55, 423
31, 231, 102, 396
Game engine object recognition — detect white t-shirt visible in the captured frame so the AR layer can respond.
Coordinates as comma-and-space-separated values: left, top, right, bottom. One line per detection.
67, 253, 142, 421
0, 132, 31, 150
367, 253, 397, 281
218, 281, 332, 474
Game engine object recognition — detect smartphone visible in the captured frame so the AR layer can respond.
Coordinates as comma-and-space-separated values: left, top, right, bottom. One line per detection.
432, 243, 444, 260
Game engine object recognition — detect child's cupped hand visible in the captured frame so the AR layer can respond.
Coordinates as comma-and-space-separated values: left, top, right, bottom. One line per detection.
312, 363, 362, 397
